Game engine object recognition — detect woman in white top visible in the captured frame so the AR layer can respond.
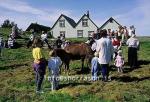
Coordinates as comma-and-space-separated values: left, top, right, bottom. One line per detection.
96, 29, 114, 81
126, 34, 139, 68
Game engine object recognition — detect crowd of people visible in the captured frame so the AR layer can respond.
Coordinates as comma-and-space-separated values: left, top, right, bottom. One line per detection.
89, 25, 139, 82
0, 24, 140, 93
31, 25, 140, 93
26, 30, 70, 50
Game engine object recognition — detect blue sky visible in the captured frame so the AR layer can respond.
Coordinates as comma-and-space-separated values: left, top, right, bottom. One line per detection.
0, 0, 150, 36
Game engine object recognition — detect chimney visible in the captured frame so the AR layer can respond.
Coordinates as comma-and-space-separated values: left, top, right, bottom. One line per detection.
87, 10, 89, 18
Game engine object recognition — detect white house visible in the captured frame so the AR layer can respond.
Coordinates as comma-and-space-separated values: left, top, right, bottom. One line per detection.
51, 14, 76, 38
51, 12, 98, 38
99, 17, 122, 31
75, 13, 98, 38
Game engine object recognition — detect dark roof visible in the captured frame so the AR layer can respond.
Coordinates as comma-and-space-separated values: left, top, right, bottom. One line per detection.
26, 23, 50, 33
63, 15, 76, 27
51, 14, 76, 29
75, 14, 98, 28
99, 17, 122, 30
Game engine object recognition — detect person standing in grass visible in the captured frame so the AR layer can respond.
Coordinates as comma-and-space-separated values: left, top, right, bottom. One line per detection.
126, 34, 139, 68
27, 30, 35, 48
112, 35, 122, 59
48, 50, 62, 91
41, 31, 51, 49
8, 35, 14, 48
96, 29, 114, 81
114, 50, 124, 73
32, 37, 46, 93
91, 52, 100, 81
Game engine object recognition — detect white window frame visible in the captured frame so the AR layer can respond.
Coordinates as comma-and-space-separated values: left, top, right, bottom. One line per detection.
82, 19, 88, 27
59, 20, 65, 27
77, 30, 83, 38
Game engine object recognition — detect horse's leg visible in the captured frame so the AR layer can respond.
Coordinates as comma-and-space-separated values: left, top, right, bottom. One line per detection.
81, 58, 84, 71
64, 64, 67, 74
66, 61, 70, 75
87, 58, 91, 69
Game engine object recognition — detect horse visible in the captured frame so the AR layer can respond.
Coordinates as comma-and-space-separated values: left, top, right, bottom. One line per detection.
52, 43, 94, 74
64, 43, 94, 72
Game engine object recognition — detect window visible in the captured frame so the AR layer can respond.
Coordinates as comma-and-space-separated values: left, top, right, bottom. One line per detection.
88, 31, 94, 37
77, 30, 83, 38
60, 31, 65, 37
59, 20, 65, 27
82, 19, 88, 27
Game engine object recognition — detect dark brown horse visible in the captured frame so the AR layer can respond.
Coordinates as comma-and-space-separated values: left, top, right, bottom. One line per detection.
52, 43, 94, 74
61, 43, 93, 72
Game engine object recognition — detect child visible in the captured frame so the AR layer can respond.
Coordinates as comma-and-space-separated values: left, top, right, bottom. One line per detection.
32, 37, 46, 93
91, 52, 99, 81
114, 50, 124, 73
48, 50, 62, 91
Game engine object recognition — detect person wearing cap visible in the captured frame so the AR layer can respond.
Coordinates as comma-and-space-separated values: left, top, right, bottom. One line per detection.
126, 34, 140, 68
48, 50, 62, 91
114, 50, 124, 73
91, 52, 100, 81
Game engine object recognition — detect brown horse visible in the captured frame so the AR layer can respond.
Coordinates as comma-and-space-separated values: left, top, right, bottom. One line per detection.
52, 43, 94, 73
64, 43, 94, 71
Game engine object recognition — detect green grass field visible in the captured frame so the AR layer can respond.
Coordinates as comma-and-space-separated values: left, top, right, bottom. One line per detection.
0, 28, 150, 102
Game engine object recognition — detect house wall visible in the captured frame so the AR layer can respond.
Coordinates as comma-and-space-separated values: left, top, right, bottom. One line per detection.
51, 16, 98, 38
75, 16, 98, 37
100, 20, 120, 31
51, 16, 76, 38
51, 15, 120, 38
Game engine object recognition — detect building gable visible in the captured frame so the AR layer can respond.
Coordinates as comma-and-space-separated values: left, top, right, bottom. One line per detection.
51, 14, 76, 30
99, 17, 121, 30
75, 14, 98, 28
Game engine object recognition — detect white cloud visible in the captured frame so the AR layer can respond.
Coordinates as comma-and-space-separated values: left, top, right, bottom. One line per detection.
114, 0, 150, 36
0, 0, 73, 30
0, 0, 46, 15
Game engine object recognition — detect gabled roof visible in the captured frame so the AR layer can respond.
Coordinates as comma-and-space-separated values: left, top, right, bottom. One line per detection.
63, 15, 76, 27
51, 14, 76, 29
26, 23, 50, 33
99, 17, 121, 30
75, 14, 98, 28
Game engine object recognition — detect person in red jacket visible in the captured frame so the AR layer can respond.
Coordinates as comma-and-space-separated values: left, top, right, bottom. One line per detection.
112, 36, 122, 59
